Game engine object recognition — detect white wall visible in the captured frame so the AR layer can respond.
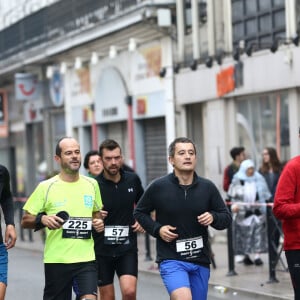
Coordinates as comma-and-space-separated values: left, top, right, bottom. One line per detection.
175, 46, 300, 104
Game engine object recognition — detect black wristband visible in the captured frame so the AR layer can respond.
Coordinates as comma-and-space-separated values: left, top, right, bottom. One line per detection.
34, 212, 47, 232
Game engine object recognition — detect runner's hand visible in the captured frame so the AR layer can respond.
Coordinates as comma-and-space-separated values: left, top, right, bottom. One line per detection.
159, 225, 178, 242
100, 209, 108, 219
131, 221, 145, 233
197, 212, 213, 226
5, 224, 17, 249
92, 218, 104, 232
42, 215, 64, 230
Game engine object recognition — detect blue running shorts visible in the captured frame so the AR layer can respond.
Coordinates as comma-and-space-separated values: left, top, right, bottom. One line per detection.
159, 260, 210, 300
0, 244, 8, 285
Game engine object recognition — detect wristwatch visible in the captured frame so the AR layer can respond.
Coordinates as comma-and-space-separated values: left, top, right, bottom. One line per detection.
34, 212, 47, 232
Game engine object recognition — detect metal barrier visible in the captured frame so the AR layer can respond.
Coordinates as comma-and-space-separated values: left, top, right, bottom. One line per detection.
144, 233, 152, 261
226, 200, 288, 282
265, 200, 288, 282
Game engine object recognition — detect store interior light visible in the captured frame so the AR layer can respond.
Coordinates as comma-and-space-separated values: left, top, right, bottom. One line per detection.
74, 57, 82, 69
91, 52, 99, 65
128, 38, 137, 52
109, 46, 117, 59
60, 62, 67, 74
46, 66, 53, 78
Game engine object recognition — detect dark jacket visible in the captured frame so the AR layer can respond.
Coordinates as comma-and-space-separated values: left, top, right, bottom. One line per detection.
134, 172, 232, 267
0, 165, 15, 244
93, 169, 144, 256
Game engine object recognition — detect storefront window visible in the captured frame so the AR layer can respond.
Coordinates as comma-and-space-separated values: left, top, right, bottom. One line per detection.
236, 92, 290, 166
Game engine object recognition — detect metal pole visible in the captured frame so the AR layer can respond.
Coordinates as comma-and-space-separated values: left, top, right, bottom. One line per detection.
91, 104, 98, 150
266, 200, 279, 283
226, 199, 237, 276
127, 100, 136, 170
144, 233, 152, 261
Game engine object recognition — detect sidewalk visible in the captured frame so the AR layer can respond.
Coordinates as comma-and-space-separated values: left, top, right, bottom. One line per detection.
15, 229, 294, 300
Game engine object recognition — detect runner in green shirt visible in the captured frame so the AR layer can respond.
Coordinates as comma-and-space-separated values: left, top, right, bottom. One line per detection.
22, 137, 104, 300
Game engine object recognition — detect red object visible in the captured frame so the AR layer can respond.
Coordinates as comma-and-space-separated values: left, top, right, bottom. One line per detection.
137, 98, 146, 115
216, 66, 235, 97
273, 156, 300, 250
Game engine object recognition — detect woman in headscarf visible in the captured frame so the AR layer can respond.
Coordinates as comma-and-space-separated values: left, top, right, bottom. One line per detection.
228, 159, 271, 266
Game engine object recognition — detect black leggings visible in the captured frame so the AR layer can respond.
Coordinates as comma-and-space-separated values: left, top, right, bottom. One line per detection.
285, 250, 300, 300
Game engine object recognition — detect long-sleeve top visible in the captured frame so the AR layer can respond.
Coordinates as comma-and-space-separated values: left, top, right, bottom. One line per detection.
133, 172, 232, 267
260, 170, 280, 199
223, 162, 239, 192
93, 169, 144, 256
0, 165, 15, 244
273, 155, 300, 250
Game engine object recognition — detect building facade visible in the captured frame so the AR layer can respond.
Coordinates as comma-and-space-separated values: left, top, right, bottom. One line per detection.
0, 0, 299, 197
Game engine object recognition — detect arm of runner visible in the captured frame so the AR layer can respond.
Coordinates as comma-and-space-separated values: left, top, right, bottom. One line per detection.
131, 220, 145, 233
21, 211, 63, 230
159, 225, 178, 242
197, 212, 213, 226
100, 209, 108, 219
4, 224, 17, 249
92, 211, 104, 232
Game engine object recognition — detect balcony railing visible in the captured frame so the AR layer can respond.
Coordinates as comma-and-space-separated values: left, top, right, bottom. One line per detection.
0, 0, 143, 61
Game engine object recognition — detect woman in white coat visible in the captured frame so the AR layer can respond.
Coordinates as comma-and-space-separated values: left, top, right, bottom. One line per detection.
228, 159, 271, 266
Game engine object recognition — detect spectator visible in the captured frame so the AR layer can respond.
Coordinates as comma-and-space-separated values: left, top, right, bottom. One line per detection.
83, 150, 103, 178
134, 137, 232, 300
259, 147, 282, 249
0, 164, 17, 300
228, 159, 271, 266
273, 128, 300, 299
223, 147, 246, 192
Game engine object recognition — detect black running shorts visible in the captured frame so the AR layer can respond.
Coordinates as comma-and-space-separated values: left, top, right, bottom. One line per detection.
96, 251, 138, 286
44, 261, 98, 300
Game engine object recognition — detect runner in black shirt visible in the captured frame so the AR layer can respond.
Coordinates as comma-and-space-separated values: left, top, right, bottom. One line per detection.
0, 164, 17, 299
134, 137, 232, 300
93, 139, 144, 300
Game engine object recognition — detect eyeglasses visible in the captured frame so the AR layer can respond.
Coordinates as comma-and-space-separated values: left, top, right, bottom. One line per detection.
262, 152, 269, 156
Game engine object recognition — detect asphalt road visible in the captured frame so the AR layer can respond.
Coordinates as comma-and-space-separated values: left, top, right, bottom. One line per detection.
5, 247, 169, 299
6, 247, 256, 299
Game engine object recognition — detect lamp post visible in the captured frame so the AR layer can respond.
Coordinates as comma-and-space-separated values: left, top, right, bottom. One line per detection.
90, 103, 98, 150
125, 95, 135, 170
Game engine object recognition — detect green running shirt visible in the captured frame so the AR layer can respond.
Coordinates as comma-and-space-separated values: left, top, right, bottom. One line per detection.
23, 175, 102, 263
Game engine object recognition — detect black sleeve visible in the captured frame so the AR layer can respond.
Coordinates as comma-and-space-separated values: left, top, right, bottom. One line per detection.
208, 181, 232, 230
0, 165, 15, 226
133, 182, 162, 238
133, 174, 144, 205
